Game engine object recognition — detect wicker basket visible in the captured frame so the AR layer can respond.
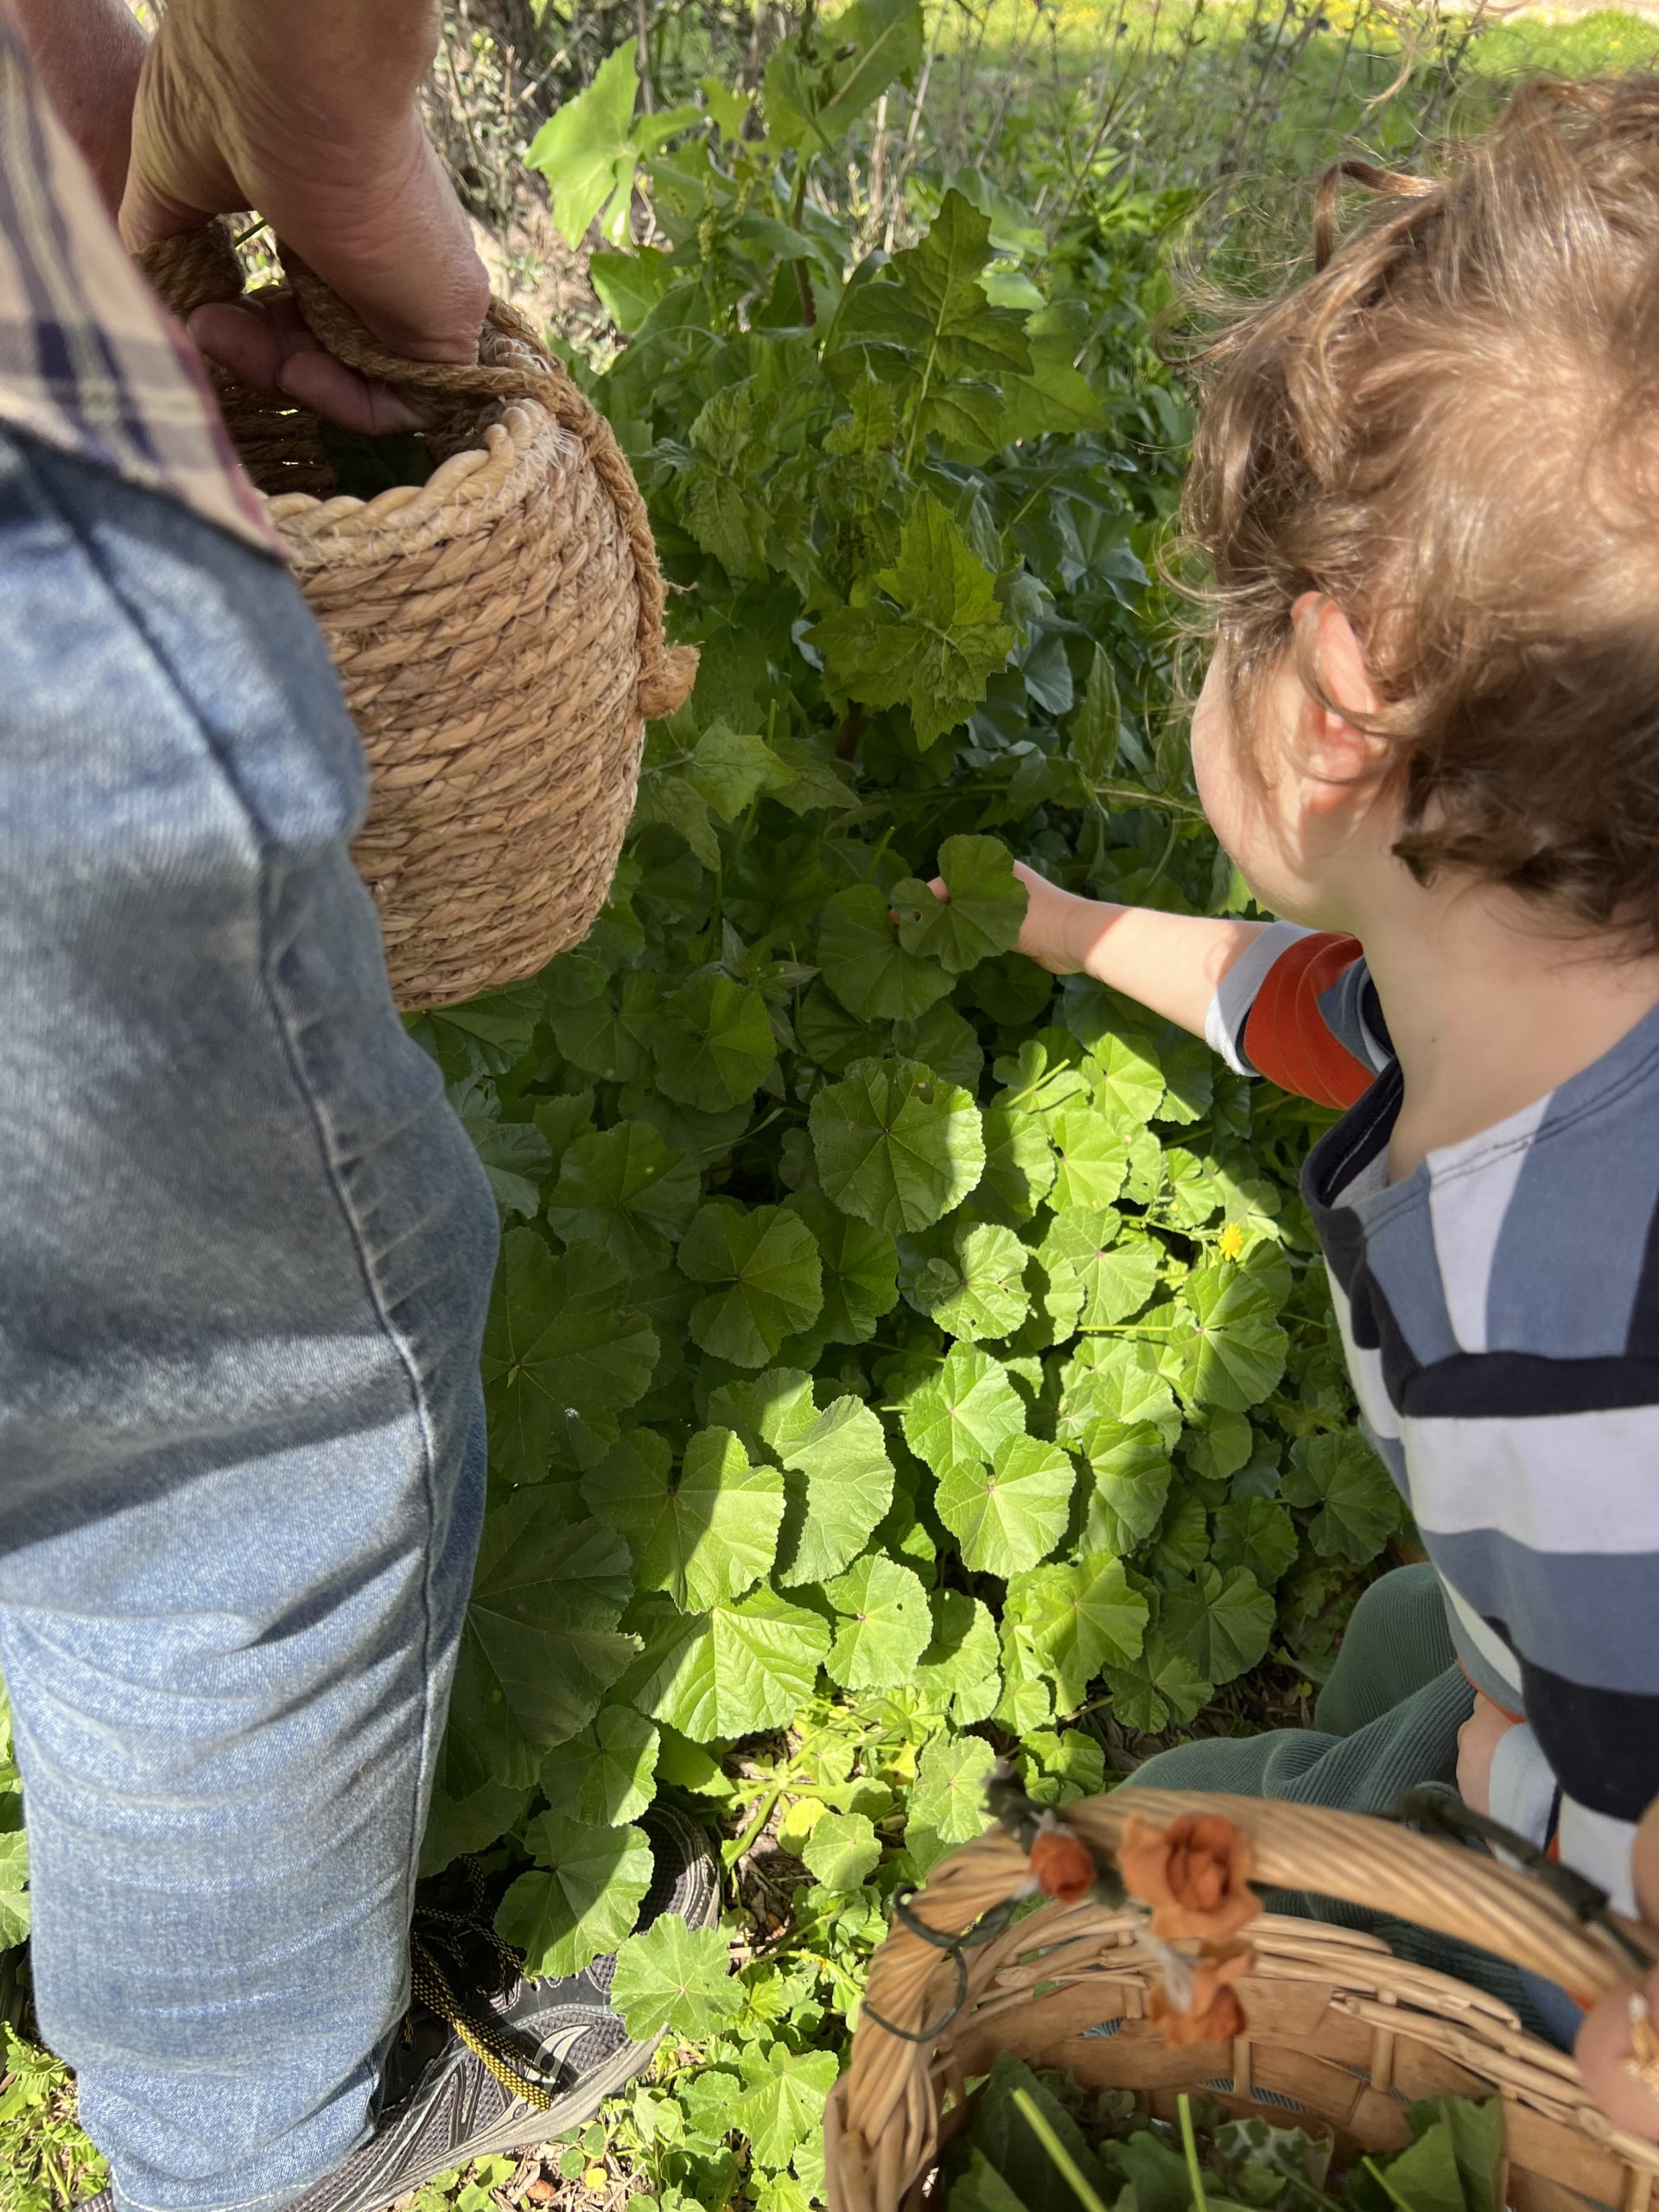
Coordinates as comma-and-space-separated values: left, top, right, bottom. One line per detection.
828, 1788, 1659, 2212
143, 225, 696, 1011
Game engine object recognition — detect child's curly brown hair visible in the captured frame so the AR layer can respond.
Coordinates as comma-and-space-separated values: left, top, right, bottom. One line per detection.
1183, 75, 1659, 948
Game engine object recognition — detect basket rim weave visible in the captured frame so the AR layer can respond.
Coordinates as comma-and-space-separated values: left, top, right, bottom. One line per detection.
138, 221, 696, 721
827, 1787, 1659, 2212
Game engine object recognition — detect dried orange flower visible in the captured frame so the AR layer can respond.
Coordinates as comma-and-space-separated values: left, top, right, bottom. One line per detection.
1119, 1813, 1260, 1941
1029, 1825, 1096, 1904
1147, 1942, 1254, 2046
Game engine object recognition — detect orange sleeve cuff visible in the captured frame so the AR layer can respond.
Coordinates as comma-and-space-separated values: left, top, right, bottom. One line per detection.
1242, 931, 1375, 1109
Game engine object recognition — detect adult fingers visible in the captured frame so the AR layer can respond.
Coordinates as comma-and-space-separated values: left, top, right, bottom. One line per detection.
268, 130, 488, 369
186, 296, 429, 436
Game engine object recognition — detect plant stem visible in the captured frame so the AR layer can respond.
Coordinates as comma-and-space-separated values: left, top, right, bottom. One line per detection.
1178, 2093, 1210, 2212
1141, 811, 1184, 900
635, 0, 655, 111
1362, 2156, 1417, 2212
1096, 779, 1207, 820
1012, 2089, 1112, 2212
790, 161, 819, 326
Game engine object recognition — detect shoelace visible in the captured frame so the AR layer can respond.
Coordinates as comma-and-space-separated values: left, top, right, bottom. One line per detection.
408, 1859, 568, 2111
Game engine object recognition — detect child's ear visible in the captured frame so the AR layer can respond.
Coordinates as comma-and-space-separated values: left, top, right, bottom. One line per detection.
1284, 594, 1389, 812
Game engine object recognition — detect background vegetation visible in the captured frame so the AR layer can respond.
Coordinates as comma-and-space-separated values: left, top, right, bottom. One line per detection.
4, 5, 1658, 2211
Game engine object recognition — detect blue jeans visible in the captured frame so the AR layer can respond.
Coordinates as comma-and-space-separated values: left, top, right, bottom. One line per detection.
0, 433, 499, 2211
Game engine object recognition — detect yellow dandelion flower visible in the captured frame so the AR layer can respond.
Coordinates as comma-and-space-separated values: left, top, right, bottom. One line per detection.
1218, 1222, 1246, 1262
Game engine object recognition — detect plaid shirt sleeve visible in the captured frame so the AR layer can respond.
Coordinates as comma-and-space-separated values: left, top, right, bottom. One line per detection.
0, 22, 277, 556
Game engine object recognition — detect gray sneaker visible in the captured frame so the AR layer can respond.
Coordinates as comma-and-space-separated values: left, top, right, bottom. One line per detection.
84, 1803, 720, 2212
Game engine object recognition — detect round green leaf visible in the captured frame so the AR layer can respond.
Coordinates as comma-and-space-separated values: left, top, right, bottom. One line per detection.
900, 1344, 1026, 1472
1151, 1484, 1211, 1579
1103, 1631, 1213, 1735
1085, 1031, 1166, 1126
1048, 1112, 1129, 1209
706, 1366, 817, 1457
774, 1395, 895, 1586
1185, 1408, 1255, 1483
1078, 1420, 1173, 1554
546, 962, 660, 1084
1039, 1208, 1160, 1330
935, 1433, 1075, 1575
797, 981, 885, 1073
497, 1814, 652, 1976
817, 883, 956, 1022
545, 1123, 701, 1273
892, 835, 1028, 974
783, 1192, 899, 1351
680, 1201, 823, 1367
629, 1589, 832, 1742
801, 1810, 881, 1893
480, 1230, 659, 1483
655, 971, 779, 1111
1163, 1147, 1224, 1229
909, 1220, 1031, 1342
1021, 1728, 1109, 1806
0, 1829, 28, 1950
1002, 1552, 1147, 1706
820, 1554, 931, 1689
1160, 1260, 1289, 1412
977, 1105, 1056, 1222
810, 1058, 985, 1233
1056, 1338, 1180, 1451
891, 1001, 985, 1090
610, 1915, 741, 2042
732, 2047, 840, 2173
582, 1425, 785, 1609
908, 1733, 997, 1872
913, 1589, 1001, 1715
1160, 1563, 1275, 1686
1283, 1432, 1402, 1563
540, 1709, 661, 1827
1212, 1497, 1300, 1590
447, 1497, 635, 1794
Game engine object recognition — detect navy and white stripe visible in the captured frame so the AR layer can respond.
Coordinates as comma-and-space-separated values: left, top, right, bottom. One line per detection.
1284, 965, 1659, 1913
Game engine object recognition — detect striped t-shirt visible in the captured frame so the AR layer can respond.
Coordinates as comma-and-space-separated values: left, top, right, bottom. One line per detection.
1210, 921, 1658, 1916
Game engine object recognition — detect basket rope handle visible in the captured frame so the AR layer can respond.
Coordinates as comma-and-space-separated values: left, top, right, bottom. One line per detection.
852, 1786, 1659, 2069
138, 221, 696, 720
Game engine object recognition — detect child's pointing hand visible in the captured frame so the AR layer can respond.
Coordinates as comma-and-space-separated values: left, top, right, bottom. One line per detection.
929, 861, 1111, 976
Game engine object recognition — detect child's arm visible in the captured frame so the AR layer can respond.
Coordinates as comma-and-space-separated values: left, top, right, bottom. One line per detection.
1007, 862, 1270, 1039
987, 864, 1389, 1109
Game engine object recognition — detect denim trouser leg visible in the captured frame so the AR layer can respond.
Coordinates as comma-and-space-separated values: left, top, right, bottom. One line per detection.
0, 434, 499, 2212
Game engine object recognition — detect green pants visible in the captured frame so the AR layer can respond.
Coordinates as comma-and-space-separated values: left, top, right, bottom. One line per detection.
1132, 1565, 1554, 2032
1136, 1563, 1467, 1815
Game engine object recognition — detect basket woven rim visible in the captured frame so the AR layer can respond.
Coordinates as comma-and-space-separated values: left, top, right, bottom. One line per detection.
826, 1901, 1659, 2212
827, 1790, 1659, 2212
265, 397, 566, 565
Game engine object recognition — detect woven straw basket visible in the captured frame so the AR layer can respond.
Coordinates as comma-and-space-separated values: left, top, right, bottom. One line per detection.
143, 225, 696, 1010
827, 1788, 1659, 2212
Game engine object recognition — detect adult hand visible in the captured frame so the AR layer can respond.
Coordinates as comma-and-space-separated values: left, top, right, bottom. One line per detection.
119, 0, 488, 433
6, 0, 146, 216
1576, 1802, 1659, 2139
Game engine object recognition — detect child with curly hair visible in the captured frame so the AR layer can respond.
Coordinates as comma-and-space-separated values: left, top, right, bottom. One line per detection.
967, 75, 1659, 2123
